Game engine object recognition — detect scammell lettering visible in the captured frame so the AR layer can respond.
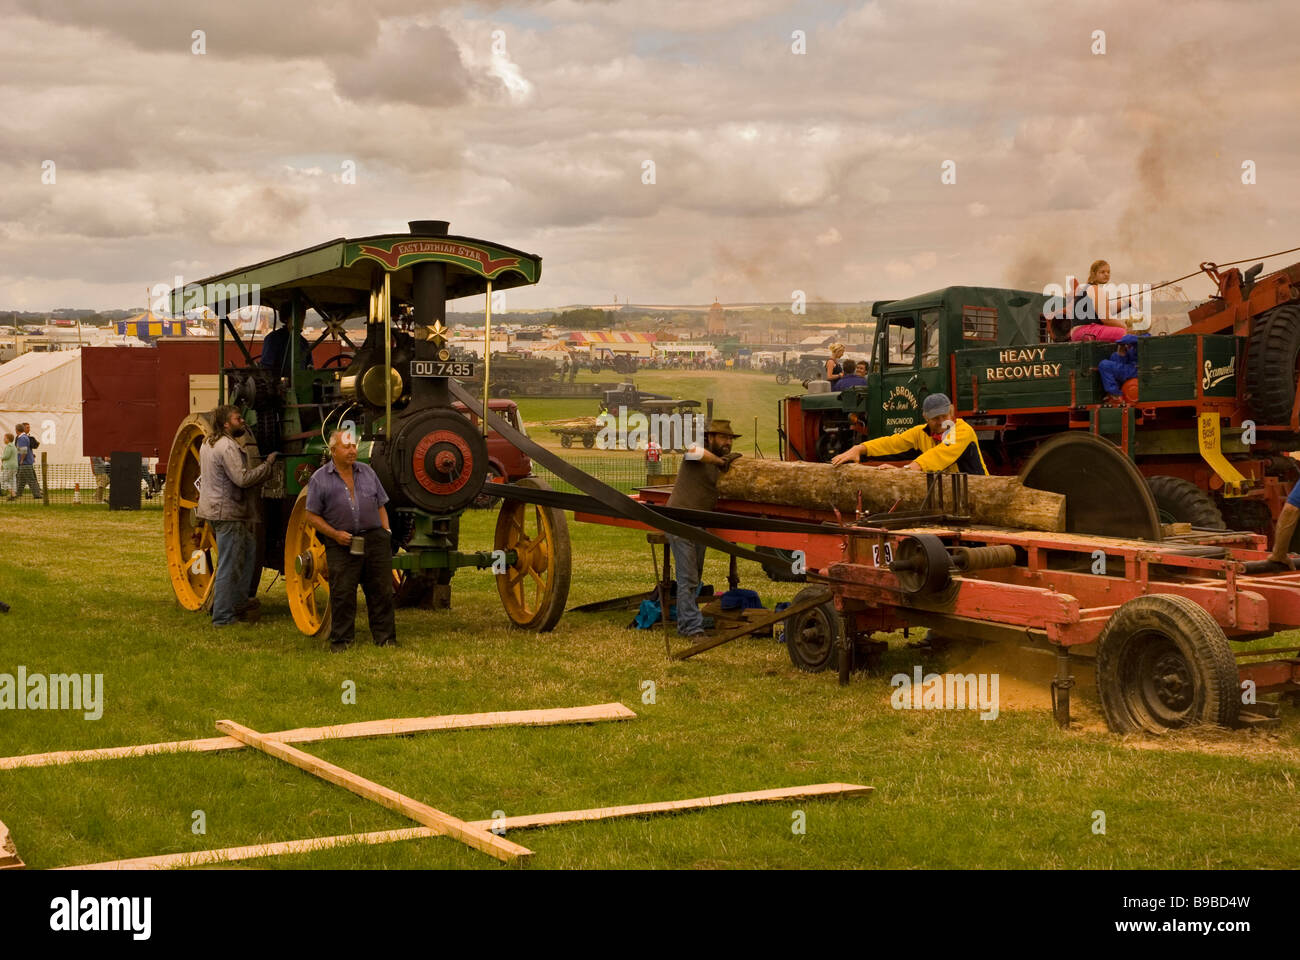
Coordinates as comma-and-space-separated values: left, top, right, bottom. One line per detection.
1202, 360, 1234, 389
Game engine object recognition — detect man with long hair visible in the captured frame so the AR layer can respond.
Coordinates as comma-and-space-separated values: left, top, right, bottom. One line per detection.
197, 405, 277, 626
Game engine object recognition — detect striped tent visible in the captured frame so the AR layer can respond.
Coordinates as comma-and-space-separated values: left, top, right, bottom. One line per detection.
116, 310, 187, 343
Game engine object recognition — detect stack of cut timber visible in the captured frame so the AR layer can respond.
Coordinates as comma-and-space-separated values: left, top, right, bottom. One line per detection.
715, 459, 1065, 533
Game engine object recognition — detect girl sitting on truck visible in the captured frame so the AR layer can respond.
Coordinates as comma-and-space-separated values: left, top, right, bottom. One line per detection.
1069, 260, 1132, 342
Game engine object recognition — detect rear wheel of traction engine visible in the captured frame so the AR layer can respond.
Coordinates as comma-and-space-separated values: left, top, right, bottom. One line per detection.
776, 371, 791, 385
1096, 594, 1239, 733
284, 489, 330, 637
784, 587, 840, 673
163, 413, 217, 610
495, 476, 571, 631
1146, 476, 1226, 529
1246, 303, 1300, 425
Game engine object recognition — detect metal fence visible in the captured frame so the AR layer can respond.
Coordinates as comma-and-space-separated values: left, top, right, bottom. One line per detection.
530, 454, 682, 494
0, 461, 163, 508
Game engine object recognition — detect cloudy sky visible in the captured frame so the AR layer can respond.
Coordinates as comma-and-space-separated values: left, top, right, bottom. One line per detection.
2, 0, 1297, 311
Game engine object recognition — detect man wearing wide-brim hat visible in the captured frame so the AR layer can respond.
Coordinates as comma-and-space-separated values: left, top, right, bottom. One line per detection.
665, 419, 742, 638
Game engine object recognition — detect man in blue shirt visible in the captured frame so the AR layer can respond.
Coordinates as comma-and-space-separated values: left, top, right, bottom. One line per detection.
836, 360, 869, 390
13, 423, 41, 500
305, 429, 396, 652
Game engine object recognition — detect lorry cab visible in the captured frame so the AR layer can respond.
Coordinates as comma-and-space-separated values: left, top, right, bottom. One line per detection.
781, 286, 1049, 461
866, 286, 1050, 436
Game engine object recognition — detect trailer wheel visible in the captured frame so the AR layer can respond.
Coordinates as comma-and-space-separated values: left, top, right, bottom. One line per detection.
1146, 476, 1226, 529
560, 434, 573, 448
581, 433, 596, 448
1096, 594, 1240, 733
784, 587, 841, 673
1246, 303, 1300, 425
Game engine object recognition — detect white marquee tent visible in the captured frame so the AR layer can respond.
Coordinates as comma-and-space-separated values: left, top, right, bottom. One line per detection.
0, 349, 88, 466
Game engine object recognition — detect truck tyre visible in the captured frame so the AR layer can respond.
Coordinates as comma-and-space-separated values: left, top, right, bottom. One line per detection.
1246, 303, 1300, 425
1096, 594, 1239, 733
783, 587, 840, 673
1146, 476, 1226, 529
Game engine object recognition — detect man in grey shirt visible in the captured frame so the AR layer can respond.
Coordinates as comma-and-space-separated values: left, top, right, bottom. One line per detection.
197, 405, 277, 626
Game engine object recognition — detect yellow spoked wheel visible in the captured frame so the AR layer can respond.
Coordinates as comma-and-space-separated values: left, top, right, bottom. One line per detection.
285, 489, 331, 637
494, 476, 571, 631
163, 414, 217, 610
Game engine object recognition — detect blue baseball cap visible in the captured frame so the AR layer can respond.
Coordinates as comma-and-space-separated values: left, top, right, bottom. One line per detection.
922, 393, 952, 418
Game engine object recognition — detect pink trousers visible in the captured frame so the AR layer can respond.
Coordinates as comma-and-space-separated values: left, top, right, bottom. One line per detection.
1069, 324, 1126, 342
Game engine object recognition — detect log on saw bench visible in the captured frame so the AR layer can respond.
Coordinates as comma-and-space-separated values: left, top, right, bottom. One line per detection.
716, 459, 1065, 532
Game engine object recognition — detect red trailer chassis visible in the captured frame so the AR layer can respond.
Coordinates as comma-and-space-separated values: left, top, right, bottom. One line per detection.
577, 487, 1300, 732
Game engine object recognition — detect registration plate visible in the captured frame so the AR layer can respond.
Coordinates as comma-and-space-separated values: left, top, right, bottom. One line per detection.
411, 360, 475, 378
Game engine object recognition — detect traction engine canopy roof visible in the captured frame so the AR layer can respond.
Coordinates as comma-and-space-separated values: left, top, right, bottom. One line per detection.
169, 230, 543, 319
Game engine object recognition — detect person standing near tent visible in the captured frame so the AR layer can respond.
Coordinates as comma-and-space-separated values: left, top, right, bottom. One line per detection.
1, 433, 16, 499
13, 423, 41, 500
91, 455, 110, 503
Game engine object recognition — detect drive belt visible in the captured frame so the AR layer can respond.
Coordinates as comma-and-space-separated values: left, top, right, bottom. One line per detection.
448, 381, 846, 584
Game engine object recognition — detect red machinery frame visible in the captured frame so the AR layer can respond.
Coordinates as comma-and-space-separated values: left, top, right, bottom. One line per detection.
577, 485, 1300, 724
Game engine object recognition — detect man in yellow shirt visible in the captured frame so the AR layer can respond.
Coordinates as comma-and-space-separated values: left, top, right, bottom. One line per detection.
830, 393, 988, 474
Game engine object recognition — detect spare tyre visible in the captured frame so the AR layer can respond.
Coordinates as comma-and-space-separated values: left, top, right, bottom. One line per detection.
1246, 303, 1300, 425
1146, 476, 1225, 529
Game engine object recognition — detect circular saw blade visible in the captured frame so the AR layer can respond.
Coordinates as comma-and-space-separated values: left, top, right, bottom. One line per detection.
1019, 432, 1162, 541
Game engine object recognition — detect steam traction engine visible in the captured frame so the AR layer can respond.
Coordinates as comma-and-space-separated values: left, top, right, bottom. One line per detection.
162, 220, 570, 636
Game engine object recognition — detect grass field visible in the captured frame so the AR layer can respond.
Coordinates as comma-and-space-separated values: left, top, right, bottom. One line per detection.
2, 503, 1300, 870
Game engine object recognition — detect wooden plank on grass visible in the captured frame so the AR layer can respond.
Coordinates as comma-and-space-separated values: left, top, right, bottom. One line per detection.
0, 703, 636, 771
671, 591, 830, 660
215, 720, 532, 864
66, 782, 872, 869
